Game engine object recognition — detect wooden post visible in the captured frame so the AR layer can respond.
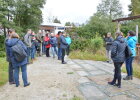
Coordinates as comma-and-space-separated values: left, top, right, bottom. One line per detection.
136, 25, 139, 43
117, 21, 120, 32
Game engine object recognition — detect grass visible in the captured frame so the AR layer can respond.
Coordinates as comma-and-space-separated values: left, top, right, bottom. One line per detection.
0, 57, 8, 86
122, 62, 140, 78
69, 49, 108, 61
67, 72, 74, 74
70, 96, 81, 100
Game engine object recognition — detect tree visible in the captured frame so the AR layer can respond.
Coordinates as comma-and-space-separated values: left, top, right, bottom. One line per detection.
129, 0, 140, 16
53, 18, 61, 23
97, 0, 123, 19
65, 22, 71, 26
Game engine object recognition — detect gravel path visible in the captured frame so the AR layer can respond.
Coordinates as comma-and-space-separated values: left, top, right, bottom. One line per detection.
0, 56, 84, 100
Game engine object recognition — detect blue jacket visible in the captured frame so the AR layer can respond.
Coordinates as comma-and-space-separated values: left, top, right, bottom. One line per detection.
50, 36, 57, 47
127, 36, 137, 57
111, 36, 127, 62
6, 38, 28, 67
65, 37, 72, 45
60, 35, 68, 49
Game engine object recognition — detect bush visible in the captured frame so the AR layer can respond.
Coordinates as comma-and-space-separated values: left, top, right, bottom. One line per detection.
90, 35, 104, 52
0, 51, 6, 57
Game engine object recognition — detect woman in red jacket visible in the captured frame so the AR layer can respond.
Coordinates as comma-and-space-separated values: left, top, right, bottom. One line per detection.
44, 33, 51, 57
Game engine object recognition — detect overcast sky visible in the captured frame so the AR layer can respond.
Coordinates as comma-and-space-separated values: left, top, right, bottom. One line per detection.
42, 0, 131, 24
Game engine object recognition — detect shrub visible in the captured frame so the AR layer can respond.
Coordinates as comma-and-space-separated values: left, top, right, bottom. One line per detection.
0, 51, 6, 57
90, 35, 104, 52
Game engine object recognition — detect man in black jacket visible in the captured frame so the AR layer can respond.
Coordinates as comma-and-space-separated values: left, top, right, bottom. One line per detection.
60, 32, 68, 64
108, 32, 127, 88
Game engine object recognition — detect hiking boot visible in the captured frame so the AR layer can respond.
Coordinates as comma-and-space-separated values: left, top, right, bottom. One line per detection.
123, 76, 131, 80
108, 81, 116, 86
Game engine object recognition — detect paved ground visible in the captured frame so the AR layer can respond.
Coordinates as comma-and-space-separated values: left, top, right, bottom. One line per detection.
69, 59, 140, 100
0, 56, 140, 100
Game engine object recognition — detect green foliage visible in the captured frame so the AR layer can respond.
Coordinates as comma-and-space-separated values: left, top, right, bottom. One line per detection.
129, 0, 140, 15
0, 57, 8, 86
0, 51, 6, 57
90, 35, 104, 52
53, 18, 61, 23
0, 35, 5, 51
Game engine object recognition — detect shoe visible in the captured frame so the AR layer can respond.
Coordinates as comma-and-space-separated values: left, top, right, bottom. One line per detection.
9, 82, 15, 85
62, 62, 67, 64
108, 82, 116, 86
24, 82, 30, 87
16, 85, 19, 87
130, 76, 133, 80
123, 76, 131, 80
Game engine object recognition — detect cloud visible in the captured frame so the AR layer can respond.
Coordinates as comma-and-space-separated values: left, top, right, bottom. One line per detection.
42, 0, 131, 24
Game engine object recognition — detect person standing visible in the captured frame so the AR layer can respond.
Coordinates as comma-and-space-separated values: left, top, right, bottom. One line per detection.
104, 32, 114, 63
123, 31, 137, 80
108, 32, 127, 88
65, 34, 72, 56
5, 29, 15, 85
44, 33, 51, 57
57, 31, 62, 60
6, 33, 30, 87
60, 32, 68, 64
50, 33, 58, 58
24, 29, 32, 63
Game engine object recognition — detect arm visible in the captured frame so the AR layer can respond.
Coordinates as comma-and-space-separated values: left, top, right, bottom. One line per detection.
111, 42, 118, 58
61, 37, 68, 45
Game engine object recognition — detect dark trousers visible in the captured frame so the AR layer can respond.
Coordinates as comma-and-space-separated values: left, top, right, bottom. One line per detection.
66, 45, 70, 56
126, 57, 134, 76
112, 62, 123, 86
46, 48, 50, 57
58, 48, 62, 60
62, 48, 66, 63
9, 62, 14, 83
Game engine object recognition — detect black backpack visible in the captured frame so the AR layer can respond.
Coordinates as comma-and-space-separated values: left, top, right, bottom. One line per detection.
11, 40, 27, 62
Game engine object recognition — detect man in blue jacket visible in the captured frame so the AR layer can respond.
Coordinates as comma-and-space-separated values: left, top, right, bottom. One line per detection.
60, 32, 68, 64
65, 34, 72, 56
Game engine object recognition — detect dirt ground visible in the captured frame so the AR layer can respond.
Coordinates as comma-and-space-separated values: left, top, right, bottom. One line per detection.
0, 56, 83, 100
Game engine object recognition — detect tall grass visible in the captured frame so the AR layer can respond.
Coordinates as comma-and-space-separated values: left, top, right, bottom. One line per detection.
0, 58, 8, 86
69, 49, 108, 61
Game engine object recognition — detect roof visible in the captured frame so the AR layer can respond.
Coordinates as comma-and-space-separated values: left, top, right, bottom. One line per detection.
41, 23, 65, 27
112, 15, 140, 22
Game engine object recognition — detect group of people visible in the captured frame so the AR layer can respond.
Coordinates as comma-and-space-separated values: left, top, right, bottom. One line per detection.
5, 29, 72, 87
104, 31, 137, 88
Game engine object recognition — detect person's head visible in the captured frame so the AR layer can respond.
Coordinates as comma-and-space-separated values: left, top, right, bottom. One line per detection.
46, 33, 49, 37
115, 31, 122, 37
11, 33, 19, 39
38, 30, 42, 34
62, 32, 66, 37
27, 29, 32, 34
58, 31, 62, 36
128, 31, 136, 36
51, 33, 55, 37
107, 32, 111, 37
8, 29, 15, 34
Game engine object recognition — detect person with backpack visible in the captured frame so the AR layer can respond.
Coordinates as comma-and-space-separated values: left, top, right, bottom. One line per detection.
24, 29, 32, 64
123, 31, 137, 80
65, 34, 72, 56
44, 33, 51, 57
50, 33, 58, 58
6, 33, 30, 87
108, 32, 127, 88
60, 32, 68, 64
5, 29, 15, 85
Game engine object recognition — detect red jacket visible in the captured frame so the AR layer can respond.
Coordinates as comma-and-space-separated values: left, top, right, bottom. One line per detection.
44, 36, 51, 48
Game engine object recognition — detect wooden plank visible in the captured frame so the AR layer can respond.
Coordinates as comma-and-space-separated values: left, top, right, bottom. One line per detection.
112, 15, 140, 22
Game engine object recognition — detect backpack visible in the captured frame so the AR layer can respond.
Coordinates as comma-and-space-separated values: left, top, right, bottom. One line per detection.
125, 45, 133, 59
11, 40, 27, 62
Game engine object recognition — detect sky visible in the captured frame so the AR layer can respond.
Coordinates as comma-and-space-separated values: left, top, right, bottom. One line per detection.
42, 0, 131, 25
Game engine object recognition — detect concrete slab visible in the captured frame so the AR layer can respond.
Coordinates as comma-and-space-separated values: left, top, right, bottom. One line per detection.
82, 64, 97, 71
78, 77, 91, 84
76, 71, 89, 77
79, 83, 107, 100
89, 70, 106, 76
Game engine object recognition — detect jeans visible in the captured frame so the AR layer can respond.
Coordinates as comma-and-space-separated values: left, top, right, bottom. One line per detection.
66, 45, 70, 56
126, 57, 134, 76
46, 48, 50, 57
112, 62, 123, 86
42, 42, 46, 54
27, 47, 31, 63
51, 46, 58, 58
58, 48, 62, 60
31, 47, 36, 59
14, 64, 28, 86
9, 62, 14, 83
62, 48, 66, 63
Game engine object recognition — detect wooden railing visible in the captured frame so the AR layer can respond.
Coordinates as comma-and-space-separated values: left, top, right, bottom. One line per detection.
136, 44, 140, 56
